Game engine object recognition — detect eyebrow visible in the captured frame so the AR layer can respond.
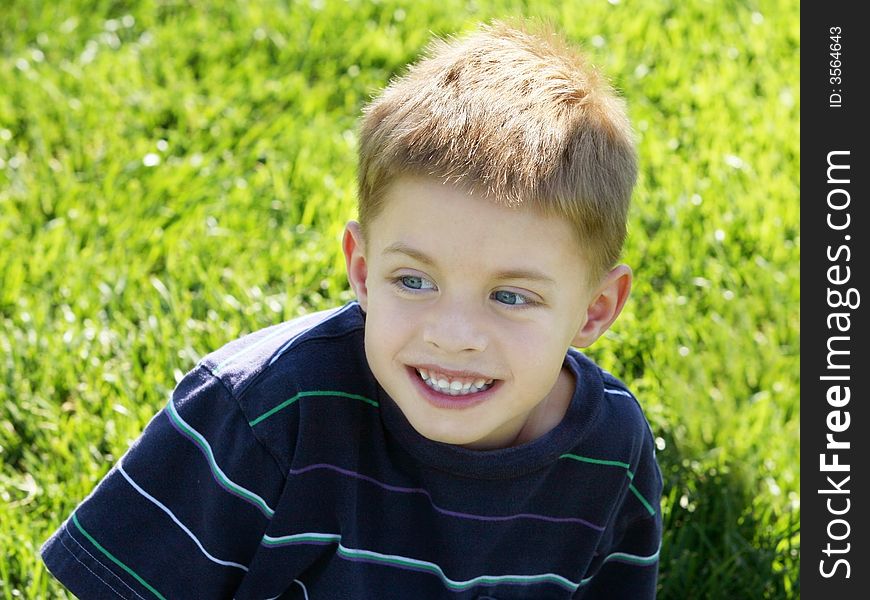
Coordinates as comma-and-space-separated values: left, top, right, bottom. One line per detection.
383, 242, 436, 266
382, 242, 557, 286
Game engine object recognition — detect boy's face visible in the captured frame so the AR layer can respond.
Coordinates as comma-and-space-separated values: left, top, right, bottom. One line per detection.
344, 176, 630, 450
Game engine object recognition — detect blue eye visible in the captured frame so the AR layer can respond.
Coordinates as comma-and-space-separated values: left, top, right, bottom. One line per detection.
492, 290, 529, 306
399, 275, 435, 290
402, 276, 424, 289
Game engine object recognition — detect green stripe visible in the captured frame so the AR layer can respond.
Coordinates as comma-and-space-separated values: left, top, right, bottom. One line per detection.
559, 453, 631, 470
71, 513, 166, 600
249, 391, 379, 427
559, 453, 656, 516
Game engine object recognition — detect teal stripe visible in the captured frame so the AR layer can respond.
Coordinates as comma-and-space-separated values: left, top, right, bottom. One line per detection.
579, 544, 661, 586
559, 453, 656, 516
249, 391, 379, 427
629, 484, 657, 516
606, 546, 661, 566
262, 533, 579, 591
165, 400, 275, 517
71, 513, 166, 600
263, 532, 341, 546
337, 544, 575, 591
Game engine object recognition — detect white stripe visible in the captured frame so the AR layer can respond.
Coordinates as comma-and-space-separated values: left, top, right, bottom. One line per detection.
213, 302, 355, 374
212, 321, 297, 375
604, 388, 633, 398
117, 463, 249, 572
249, 582, 307, 600
62, 532, 149, 600
294, 579, 310, 600
268, 302, 358, 367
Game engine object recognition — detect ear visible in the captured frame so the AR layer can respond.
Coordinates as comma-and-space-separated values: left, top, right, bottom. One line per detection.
342, 221, 369, 311
571, 264, 632, 348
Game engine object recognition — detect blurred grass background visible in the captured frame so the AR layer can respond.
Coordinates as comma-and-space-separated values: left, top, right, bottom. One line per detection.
0, 0, 799, 597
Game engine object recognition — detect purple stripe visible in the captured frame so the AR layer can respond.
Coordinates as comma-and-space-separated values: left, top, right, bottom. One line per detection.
288, 463, 604, 531
163, 411, 271, 517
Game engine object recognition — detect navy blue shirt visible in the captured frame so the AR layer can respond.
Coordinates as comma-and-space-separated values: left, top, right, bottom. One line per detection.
42, 301, 662, 599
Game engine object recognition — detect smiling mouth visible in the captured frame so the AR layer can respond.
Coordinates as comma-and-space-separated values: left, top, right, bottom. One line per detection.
414, 367, 495, 396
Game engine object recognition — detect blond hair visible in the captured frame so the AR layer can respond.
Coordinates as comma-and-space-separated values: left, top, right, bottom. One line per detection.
357, 20, 637, 280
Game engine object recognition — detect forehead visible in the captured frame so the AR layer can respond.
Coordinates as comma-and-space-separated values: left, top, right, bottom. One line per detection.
367, 176, 587, 276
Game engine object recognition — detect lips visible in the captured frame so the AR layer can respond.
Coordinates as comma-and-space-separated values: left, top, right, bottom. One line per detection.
404, 363, 501, 412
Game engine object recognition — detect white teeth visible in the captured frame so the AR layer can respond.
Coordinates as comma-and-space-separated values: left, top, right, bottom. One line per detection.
415, 368, 494, 396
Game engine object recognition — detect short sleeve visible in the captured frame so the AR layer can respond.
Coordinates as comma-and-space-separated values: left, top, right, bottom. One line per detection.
41, 365, 287, 599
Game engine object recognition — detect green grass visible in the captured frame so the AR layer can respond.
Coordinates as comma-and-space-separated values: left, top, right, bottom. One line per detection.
1, 0, 799, 597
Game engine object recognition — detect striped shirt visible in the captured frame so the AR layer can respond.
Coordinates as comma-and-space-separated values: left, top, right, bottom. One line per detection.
42, 301, 662, 599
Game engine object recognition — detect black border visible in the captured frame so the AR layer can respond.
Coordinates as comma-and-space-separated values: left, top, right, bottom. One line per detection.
801, 4, 868, 597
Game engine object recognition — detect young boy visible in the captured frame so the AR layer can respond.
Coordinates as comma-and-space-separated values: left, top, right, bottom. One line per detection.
42, 20, 662, 599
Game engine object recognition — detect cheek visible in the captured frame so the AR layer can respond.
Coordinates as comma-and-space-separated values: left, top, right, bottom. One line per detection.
364, 297, 414, 351
503, 323, 571, 378
510, 316, 564, 348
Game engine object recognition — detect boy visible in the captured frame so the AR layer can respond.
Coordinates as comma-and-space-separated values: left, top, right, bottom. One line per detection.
42, 20, 662, 599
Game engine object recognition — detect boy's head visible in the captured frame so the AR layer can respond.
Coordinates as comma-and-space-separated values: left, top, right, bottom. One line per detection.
343, 21, 636, 450
356, 20, 637, 283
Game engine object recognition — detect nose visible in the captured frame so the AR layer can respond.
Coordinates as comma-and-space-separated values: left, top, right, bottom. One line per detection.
421, 297, 488, 354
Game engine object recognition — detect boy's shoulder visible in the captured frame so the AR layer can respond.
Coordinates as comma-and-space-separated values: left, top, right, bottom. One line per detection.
182, 301, 375, 471
598, 365, 649, 427
566, 349, 656, 453
196, 300, 370, 406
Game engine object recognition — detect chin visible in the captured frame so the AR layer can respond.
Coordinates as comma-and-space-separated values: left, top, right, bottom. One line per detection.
407, 416, 485, 446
